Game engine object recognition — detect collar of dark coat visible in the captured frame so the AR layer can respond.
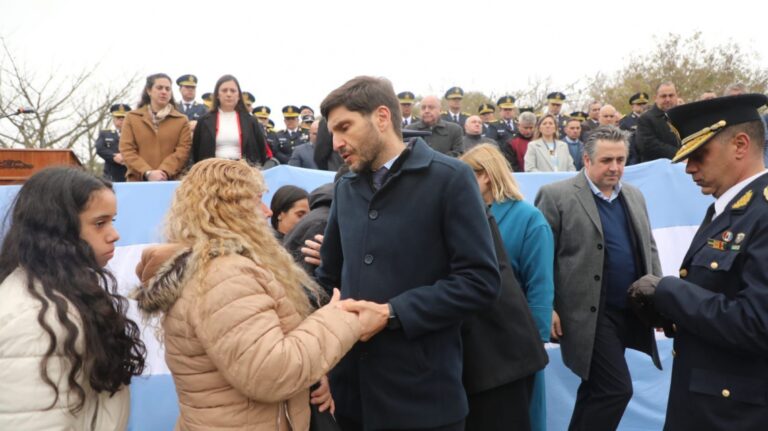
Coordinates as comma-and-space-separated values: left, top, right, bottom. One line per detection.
341, 137, 433, 183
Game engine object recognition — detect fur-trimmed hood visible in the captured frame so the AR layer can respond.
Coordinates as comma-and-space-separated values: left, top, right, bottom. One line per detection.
131, 244, 192, 315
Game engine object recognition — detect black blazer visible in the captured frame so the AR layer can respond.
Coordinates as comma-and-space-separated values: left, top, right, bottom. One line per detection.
191, 110, 268, 165
461, 211, 548, 394
635, 104, 681, 162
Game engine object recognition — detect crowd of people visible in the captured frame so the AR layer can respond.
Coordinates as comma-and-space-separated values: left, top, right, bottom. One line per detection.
95, 71, 767, 186
1, 73, 767, 431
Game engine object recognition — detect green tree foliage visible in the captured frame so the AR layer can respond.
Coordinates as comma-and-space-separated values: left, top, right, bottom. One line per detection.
585, 32, 768, 114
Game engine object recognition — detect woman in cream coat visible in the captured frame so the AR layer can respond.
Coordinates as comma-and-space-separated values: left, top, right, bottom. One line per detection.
524, 114, 576, 172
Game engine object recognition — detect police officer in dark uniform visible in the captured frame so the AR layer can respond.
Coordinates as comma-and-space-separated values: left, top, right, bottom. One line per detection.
299, 114, 314, 142
242, 91, 255, 113
491, 95, 517, 146
95, 104, 130, 182
477, 103, 499, 141
545, 92, 570, 135
176, 74, 208, 120
252, 105, 278, 156
619, 92, 650, 133
441, 86, 470, 127
201, 92, 213, 110
628, 93, 768, 431
274, 105, 304, 164
620, 93, 650, 165
398, 91, 418, 127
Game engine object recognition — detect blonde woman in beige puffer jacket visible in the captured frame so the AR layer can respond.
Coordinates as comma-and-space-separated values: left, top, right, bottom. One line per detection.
133, 159, 361, 430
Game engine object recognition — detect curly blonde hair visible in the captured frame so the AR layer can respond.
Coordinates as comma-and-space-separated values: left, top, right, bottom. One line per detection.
460, 143, 524, 202
166, 159, 320, 317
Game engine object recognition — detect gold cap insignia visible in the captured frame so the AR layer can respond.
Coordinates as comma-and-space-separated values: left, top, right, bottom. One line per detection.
732, 189, 753, 210
764, 186, 768, 202
671, 120, 727, 163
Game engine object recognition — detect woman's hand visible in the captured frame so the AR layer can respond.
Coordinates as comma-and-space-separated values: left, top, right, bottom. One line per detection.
310, 375, 335, 413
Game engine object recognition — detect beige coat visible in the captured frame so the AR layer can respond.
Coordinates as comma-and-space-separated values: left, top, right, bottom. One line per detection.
119, 105, 192, 181
134, 244, 360, 431
524, 138, 576, 172
0, 268, 130, 430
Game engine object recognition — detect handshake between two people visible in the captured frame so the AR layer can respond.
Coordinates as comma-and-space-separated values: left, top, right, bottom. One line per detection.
627, 274, 674, 335
326, 288, 391, 342
305, 234, 392, 342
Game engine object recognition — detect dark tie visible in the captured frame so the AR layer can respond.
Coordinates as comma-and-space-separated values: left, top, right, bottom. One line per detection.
454, 115, 459, 123
694, 203, 716, 239
184, 104, 190, 113
372, 166, 389, 191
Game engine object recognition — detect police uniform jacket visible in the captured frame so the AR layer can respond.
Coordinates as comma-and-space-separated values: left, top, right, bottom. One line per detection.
635, 104, 681, 162
482, 123, 499, 141
190, 110, 269, 166
619, 112, 641, 132
491, 120, 516, 146
535, 173, 662, 379
316, 138, 500, 429
273, 129, 306, 164
655, 172, 768, 430
405, 119, 464, 157
95, 129, 127, 182
177, 101, 208, 121
441, 112, 469, 127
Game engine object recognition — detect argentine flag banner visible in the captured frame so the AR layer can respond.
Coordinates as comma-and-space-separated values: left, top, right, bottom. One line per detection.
0, 160, 711, 430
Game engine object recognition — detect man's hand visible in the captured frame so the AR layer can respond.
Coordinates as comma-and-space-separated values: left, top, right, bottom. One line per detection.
310, 375, 334, 414
627, 274, 664, 327
551, 310, 562, 341
341, 300, 389, 341
113, 153, 125, 165
301, 234, 323, 266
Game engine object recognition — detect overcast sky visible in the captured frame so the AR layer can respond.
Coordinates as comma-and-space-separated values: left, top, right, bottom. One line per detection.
2, 0, 767, 116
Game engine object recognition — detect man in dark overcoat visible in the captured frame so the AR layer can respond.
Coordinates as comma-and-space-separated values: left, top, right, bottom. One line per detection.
316, 76, 500, 431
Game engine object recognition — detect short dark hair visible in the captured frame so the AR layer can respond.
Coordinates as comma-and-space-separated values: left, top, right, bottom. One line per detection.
721, 120, 766, 152
320, 76, 402, 136
584, 125, 629, 160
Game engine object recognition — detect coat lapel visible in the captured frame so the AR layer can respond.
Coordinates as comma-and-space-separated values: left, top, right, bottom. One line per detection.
573, 174, 603, 236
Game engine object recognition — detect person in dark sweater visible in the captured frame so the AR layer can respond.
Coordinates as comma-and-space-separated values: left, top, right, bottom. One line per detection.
535, 125, 662, 431
282, 182, 335, 275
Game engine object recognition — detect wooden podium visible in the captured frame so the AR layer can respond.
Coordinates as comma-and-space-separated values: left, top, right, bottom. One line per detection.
0, 148, 83, 185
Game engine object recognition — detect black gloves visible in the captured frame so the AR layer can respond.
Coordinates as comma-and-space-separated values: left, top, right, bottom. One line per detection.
627, 274, 665, 327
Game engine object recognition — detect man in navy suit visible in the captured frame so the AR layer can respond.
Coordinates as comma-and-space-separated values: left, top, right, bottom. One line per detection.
629, 93, 768, 430
317, 76, 500, 431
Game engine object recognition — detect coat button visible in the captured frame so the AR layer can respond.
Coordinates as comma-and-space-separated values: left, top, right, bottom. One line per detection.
594, 275, 601, 281
710, 261, 719, 270
368, 210, 379, 220
590, 306, 597, 312
672, 349, 676, 357
597, 244, 603, 250
679, 268, 688, 278
721, 389, 730, 398
364, 254, 374, 265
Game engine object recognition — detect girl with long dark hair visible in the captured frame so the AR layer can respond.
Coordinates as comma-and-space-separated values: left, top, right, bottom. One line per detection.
0, 167, 146, 430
